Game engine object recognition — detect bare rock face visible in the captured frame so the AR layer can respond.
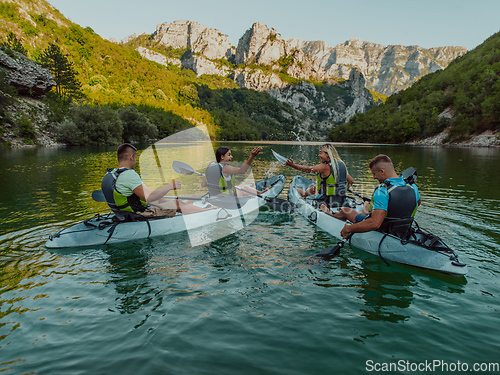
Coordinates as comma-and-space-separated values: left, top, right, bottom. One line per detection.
268, 68, 374, 126
230, 67, 288, 91
191, 28, 233, 60
182, 54, 232, 76
338, 68, 375, 121
135, 46, 181, 67
132, 19, 467, 139
234, 23, 328, 83
0, 49, 56, 96
140, 20, 466, 96
287, 37, 467, 95
151, 20, 233, 61
152, 20, 204, 49
235, 22, 286, 65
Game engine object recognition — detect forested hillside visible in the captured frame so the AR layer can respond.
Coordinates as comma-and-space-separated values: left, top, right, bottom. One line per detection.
331, 32, 500, 144
0, 0, 299, 144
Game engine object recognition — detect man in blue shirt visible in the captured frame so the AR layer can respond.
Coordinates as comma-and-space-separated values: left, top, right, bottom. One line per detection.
334, 154, 420, 239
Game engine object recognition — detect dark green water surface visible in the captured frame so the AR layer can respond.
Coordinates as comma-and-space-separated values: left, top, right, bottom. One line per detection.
1, 143, 499, 374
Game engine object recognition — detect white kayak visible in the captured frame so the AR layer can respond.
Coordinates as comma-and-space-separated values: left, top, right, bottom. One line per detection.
46, 175, 287, 249
289, 175, 468, 277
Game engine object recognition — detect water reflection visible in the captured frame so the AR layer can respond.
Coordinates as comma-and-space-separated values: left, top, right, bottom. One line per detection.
355, 263, 415, 323
310, 250, 468, 325
105, 245, 154, 318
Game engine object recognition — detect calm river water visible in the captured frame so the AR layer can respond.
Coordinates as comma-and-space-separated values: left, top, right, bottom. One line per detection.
1, 142, 499, 374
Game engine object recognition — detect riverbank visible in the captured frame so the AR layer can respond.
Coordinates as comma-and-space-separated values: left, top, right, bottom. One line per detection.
2, 94, 499, 148
409, 128, 500, 147
1, 95, 61, 148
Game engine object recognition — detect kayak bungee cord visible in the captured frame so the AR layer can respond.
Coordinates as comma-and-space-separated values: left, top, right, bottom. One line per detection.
377, 233, 391, 266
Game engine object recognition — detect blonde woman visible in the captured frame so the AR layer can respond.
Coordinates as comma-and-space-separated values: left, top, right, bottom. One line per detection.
284, 144, 354, 208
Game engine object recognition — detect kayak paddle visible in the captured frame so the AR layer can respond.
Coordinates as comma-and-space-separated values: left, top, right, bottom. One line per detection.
92, 190, 106, 202
172, 161, 205, 177
271, 149, 289, 165
172, 161, 296, 214
92, 189, 204, 202
348, 188, 370, 202
91, 189, 251, 210
234, 185, 296, 214
315, 233, 353, 258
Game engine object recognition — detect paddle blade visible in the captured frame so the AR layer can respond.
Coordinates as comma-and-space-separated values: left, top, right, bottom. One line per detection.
91, 190, 106, 202
172, 161, 195, 175
401, 167, 417, 184
315, 234, 352, 259
315, 244, 342, 258
271, 149, 288, 165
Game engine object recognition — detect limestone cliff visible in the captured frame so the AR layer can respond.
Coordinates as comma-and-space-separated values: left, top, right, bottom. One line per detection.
287, 37, 467, 95
267, 68, 375, 140
151, 20, 233, 61
126, 20, 465, 140
234, 22, 326, 82
135, 21, 466, 96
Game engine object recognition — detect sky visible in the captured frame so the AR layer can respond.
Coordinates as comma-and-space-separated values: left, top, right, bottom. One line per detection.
46, 0, 499, 50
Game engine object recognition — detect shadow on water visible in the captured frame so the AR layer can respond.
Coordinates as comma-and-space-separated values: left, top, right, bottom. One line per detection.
308, 242, 467, 324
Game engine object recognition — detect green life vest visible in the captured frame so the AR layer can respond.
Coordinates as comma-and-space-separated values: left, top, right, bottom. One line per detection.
316, 161, 347, 196
205, 162, 236, 196
101, 168, 148, 213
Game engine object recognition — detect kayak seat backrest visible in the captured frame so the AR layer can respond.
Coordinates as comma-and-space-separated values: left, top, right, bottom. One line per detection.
112, 210, 148, 222
378, 217, 414, 240
325, 195, 345, 209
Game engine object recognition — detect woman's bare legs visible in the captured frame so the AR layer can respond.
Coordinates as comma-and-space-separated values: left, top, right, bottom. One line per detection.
297, 185, 317, 198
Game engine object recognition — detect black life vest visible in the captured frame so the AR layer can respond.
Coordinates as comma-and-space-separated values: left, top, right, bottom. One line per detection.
205, 162, 236, 196
373, 180, 418, 236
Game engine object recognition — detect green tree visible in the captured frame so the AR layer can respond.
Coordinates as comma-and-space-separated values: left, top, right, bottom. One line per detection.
71, 104, 123, 145
179, 84, 199, 104
118, 106, 158, 143
1, 32, 27, 56
39, 43, 82, 100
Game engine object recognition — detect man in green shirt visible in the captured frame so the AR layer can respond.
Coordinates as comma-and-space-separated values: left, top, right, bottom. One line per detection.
103, 143, 213, 218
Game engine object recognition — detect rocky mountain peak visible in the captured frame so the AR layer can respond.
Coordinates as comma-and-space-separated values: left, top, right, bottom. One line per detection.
136, 19, 467, 96
152, 20, 204, 49
344, 37, 366, 48
235, 22, 284, 65
151, 20, 232, 60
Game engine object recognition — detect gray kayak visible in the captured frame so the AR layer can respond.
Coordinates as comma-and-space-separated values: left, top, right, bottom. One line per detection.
289, 175, 468, 277
46, 175, 286, 249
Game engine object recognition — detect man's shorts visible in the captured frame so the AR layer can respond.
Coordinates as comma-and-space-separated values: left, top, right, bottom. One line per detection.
354, 213, 368, 223
140, 200, 177, 218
